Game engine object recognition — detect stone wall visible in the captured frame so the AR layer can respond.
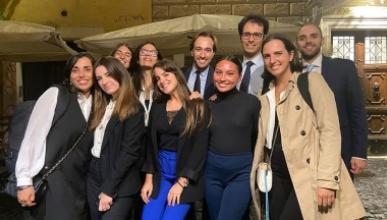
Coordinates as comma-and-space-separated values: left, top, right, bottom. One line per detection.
152, 0, 313, 25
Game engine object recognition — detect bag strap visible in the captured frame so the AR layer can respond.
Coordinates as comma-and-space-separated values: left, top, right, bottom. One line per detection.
40, 126, 88, 181
297, 72, 315, 112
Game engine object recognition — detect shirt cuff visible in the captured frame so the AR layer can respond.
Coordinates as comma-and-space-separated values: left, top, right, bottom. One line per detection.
17, 177, 33, 187
351, 157, 366, 161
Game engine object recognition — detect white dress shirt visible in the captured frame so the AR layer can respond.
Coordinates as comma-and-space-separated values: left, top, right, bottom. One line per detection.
187, 65, 210, 96
139, 90, 153, 127
303, 52, 323, 73
92, 100, 116, 158
16, 87, 92, 186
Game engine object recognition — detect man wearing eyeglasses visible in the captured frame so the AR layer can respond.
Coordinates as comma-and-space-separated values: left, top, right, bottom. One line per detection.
184, 31, 216, 100
238, 14, 269, 95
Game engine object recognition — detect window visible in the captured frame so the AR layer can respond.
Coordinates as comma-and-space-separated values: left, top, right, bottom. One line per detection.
365, 36, 387, 64
332, 36, 355, 61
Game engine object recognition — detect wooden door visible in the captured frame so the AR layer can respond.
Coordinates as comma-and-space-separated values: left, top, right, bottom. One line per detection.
332, 30, 387, 141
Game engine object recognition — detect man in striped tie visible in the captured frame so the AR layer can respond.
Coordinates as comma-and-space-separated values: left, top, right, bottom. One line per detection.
237, 14, 269, 95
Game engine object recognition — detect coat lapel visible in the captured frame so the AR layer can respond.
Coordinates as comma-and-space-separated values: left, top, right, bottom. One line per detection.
101, 115, 120, 150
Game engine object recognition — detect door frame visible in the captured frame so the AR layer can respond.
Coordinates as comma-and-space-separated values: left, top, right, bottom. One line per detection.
320, 15, 387, 56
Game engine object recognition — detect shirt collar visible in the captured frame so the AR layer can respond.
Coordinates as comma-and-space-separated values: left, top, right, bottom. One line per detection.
304, 52, 322, 68
192, 65, 210, 76
243, 53, 264, 67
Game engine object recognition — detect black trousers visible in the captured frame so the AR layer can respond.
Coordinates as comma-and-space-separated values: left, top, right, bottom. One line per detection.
87, 157, 135, 220
264, 173, 303, 220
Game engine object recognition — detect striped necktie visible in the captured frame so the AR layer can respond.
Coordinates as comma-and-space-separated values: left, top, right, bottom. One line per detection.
240, 61, 254, 92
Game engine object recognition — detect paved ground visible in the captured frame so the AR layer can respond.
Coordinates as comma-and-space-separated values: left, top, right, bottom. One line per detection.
354, 157, 387, 219
0, 158, 386, 220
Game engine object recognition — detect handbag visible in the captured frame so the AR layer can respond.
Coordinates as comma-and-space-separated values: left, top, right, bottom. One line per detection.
256, 125, 279, 193
256, 124, 279, 220
3, 127, 87, 204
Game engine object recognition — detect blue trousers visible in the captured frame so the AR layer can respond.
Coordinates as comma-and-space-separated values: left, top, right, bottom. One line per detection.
142, 150, 190, 220
204, 151, 252, 220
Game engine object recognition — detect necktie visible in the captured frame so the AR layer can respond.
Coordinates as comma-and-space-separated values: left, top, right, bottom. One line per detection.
194, 70, 201, 93
240, 61, 254, 92
303, 63, 315, 73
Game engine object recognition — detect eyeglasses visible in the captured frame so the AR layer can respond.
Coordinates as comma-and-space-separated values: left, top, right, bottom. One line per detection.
115, 50, 132, 59
193, 47, 213, 53
241, 32, 264, 40
140, 49, 158, 57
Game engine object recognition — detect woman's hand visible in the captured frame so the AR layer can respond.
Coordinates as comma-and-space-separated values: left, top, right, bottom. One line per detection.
167, 183, 184, 206
317, 187, 336, 213
17, 186, 36, 207
98, 192, 113, 212
141, 174, 153, 204
189, 91, 202, 100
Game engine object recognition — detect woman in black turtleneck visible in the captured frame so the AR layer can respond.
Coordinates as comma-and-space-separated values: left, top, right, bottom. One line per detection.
204, 56, 260, 220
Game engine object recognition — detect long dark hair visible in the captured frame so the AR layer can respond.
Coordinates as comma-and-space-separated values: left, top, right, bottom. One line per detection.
129, 41, 163, 95
153, 58, 210, 136
62, 52, 95, 93
261, 34, 303, 95
89, 56, 139, 130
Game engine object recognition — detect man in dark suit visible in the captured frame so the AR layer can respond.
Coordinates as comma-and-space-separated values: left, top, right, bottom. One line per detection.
296, 23, 368, 176
237, 14, 269, 95
183, 31, 216, 100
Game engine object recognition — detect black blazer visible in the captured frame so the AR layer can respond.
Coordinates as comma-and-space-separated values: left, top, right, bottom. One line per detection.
98, 109, 145, 198
183, 65, 216, 100
321, 56, 368, 167
143, 101, 210, 203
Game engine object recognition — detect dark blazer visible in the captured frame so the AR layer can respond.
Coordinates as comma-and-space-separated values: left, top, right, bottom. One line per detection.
99, 108, 145, 198
183, 65, 216, 100
143, 101, 210, 203
321, 56, 368, 168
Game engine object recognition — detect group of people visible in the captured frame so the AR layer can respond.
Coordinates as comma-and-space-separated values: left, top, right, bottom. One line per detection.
14, 13, 368, 220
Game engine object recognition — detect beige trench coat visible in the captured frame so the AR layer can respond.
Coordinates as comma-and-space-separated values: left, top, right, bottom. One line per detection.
250, 72, 365, 220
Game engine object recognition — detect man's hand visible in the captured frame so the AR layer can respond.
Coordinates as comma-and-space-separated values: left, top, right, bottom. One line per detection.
350, 158, 368, 174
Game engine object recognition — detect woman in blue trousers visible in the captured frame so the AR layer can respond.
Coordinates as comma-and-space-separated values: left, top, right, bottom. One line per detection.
205, 56, 260, 220
141, 58, 210, 220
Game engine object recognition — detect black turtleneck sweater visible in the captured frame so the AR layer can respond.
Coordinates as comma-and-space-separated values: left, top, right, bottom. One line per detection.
209, 89, 260, 155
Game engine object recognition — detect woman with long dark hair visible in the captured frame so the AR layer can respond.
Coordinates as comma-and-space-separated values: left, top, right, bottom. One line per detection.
111, 43, 133, 70
141, 58, 210, 220
87, 56, 145, 220
129, 41, 162, 126
16, 52, 95, 219
204, 56, 260, 220
250, 34, 365, 220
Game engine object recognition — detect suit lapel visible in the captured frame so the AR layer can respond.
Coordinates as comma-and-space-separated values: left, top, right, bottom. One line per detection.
321, 56, 329, 77
183, 66, 193, 81
204, 66, 214, 99
101, 115, 120, 150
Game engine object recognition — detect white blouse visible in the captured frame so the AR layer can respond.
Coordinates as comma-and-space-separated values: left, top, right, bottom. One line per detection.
265, 87, 285, 149
139, 89, 153, 127
91, 100, 116, 158
16, 87, 92, 187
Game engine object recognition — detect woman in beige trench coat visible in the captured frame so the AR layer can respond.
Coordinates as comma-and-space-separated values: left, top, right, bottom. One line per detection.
250, 34, 365, 220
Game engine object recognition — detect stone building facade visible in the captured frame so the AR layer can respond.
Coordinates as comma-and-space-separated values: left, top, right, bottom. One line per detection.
152, 0, 313, 25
